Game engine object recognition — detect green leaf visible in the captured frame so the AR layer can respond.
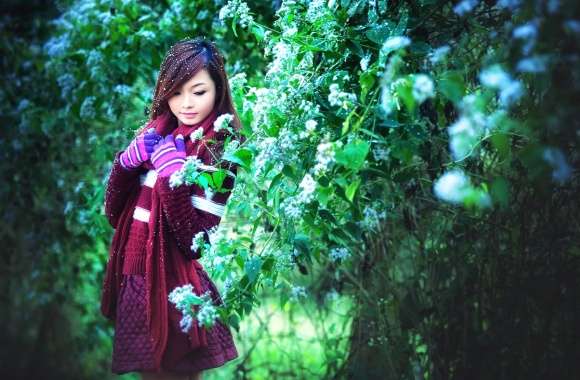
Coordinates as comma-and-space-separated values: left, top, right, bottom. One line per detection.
212, 169, 226, 189
335, 139, 370, 171
359, 70, 376, 103
197, 173, 212, 188
365, 22, 392, 44
251, 24, 265, 42
244, 256, 262, 283
438, 71, 465, 102
223, 147, 253, 170
318, 186, 333, 207
228, 312, 240, 331
294, 234, 310, 256
396, 78, 416, 113
345, 178, 361, 202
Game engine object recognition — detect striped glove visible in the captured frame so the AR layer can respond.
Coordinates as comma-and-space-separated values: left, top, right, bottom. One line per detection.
151, 134, 186, 177
120, 128, 161, 170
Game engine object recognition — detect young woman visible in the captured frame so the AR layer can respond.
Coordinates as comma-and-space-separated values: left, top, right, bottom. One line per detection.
100, 38, 243, 380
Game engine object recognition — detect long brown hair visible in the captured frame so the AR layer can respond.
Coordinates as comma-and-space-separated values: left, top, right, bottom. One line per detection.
137, 37, 242, 137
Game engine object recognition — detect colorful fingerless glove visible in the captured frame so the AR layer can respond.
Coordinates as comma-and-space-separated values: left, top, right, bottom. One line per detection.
120, 128, 162, 170
150, 134, 186, 177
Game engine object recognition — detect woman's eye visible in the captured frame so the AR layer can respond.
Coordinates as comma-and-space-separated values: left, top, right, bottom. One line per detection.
195, 91, 206, 96
173, 92, 180, 96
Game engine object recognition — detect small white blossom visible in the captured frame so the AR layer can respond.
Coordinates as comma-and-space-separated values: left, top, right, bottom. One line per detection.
290, 285, 307, 300
360, 205, 387, 231
312, 141, 337, 177
218, 0, 254, 28
300, 119, 318, 138
453, 0, 479, 16
80, 96, 96, 119
329, 247, 351, 262
229, 72, 247, 91
433, 169, 470, 204
282, 196, 303, 219
196, 297, 218, 328
214, 113, 234, 132
168, 284, 195, 306
543, 147, 572, 183
360, 53, 372, 71
297, 174, 317, 204
179, 314, 193, 333
412, 74, 435, 104
190, 126, 204, 142
328, 83, 357, 110
372, 146, 390, 161
190, 231, 206, 253
169, 170, 185, 189
382, 36, 411, 52
429, 45, 451, 64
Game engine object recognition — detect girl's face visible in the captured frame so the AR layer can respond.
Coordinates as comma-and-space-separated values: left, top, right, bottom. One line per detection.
168, 68, 216, 126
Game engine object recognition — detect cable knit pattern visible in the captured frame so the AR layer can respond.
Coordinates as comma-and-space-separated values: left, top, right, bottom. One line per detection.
104, 151, 144, 229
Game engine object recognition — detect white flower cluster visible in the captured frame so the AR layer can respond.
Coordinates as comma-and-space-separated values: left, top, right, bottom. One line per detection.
196, 300, 218, 329
169, 155, 204, 189
433, 169, 491, 207
412, 74, 435, 104
246, 87, 288, 133
306, 0, 329, 23
265, 40, 298, 79
372, 146, 390, 162
299, 119, 318, 139
80, 96, 96, 119
429, 45, 451, 64
168, 284, 195, 305
325, 288, 340, 303
273, 248, 295, 272
312, 140, 342, 177
328, 83, 357, 110
281, 196, 303, 219
447, 94, 501, 161
542, 147, 572, 183
329, 247, 351, 262
479, 65, 524, 107
168, 285, 218, 332
360, 205, 387, 232
222, 276, 236, 296
453, 0, 479, 16
297, 173, 317, 204
190, 231, 206, 253
113, 84, 131, 97
218, 0, 254, 28
380, 36, 411, 62
214, 113, 234, 133
223, 139, 240, 157
360, 53, 372, 71
229, 72, 247, 91
190, 126, 204, 142
290, 285, 307, 300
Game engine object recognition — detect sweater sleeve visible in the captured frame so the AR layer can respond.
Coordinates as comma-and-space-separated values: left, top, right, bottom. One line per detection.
156, 163, 239, 260
103, 150, 142, 229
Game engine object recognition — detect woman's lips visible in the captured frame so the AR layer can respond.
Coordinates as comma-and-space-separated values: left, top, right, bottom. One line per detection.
182, 113, 198, 118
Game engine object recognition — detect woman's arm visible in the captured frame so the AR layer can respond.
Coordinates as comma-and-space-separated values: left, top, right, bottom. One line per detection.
156, 163, 238, 259
103, 150, 142, 229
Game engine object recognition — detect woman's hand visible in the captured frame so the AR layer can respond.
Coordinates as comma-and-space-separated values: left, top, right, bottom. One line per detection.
119, 128, 161, 170
151, 134, 186, 177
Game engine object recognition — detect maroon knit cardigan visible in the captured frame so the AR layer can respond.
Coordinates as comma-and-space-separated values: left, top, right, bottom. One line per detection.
100, 109, 237, 371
